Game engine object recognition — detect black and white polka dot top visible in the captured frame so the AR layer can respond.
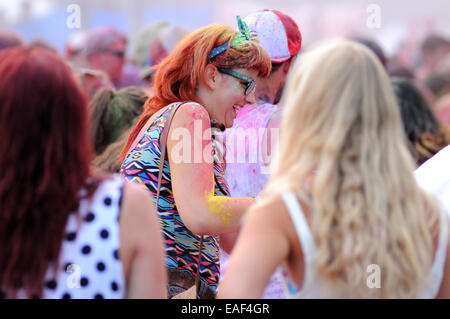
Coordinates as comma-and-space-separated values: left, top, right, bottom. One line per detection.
40, 176, 125, 299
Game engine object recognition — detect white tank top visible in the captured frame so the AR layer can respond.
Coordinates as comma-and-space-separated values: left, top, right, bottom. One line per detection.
280, 192, 449, 298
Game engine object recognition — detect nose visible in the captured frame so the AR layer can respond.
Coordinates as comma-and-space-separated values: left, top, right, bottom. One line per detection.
245, 92, 257, 105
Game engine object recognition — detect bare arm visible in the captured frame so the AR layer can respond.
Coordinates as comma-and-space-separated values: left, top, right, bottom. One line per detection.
217, 196, 291, 298
168, 102, 254, 235
120, 182, 167, 299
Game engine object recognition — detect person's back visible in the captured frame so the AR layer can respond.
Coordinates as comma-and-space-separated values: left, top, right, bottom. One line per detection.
2, 174, 166, 299
219, 40, 450, 299
278, 190, 449, 298
10, 176, 143, 299
0, 47, 166, 298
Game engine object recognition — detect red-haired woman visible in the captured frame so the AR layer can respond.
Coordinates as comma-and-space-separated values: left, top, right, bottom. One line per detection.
0, 47, 166, 299
120, 20, 271, 298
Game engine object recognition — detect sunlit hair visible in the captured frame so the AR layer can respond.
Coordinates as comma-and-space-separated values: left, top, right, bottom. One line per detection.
264, 39, 442, 298
120, 24, 271, 161
0, 47, 97, 298
391, 77, 450, 166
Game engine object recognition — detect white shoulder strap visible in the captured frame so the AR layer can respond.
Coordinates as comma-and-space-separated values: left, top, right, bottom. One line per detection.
281, 192, 315, 265
431, 210, 449, 280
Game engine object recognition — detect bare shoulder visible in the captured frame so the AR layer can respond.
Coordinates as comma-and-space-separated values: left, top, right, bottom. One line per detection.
118, 181, 157, 279
244, 194, 292, 235
118, 181, 166, 298
247, 192, 306, 287
121, 182, 156, 221
238, 194, 297, 274
247, 193, 306, 254
174, 101, 210, 122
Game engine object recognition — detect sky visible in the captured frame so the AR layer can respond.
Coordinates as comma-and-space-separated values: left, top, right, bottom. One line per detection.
1, 0, 449, 55
0, 0, 55, 24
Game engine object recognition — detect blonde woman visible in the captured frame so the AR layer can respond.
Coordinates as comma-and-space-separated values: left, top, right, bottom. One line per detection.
218, 39, 450, 299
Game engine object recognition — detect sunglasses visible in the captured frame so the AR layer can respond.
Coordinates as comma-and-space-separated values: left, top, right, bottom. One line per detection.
217, 68, 256, 96
101, 49, 126, 59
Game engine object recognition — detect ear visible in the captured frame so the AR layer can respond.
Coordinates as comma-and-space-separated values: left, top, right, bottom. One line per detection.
203, 63, 218, 90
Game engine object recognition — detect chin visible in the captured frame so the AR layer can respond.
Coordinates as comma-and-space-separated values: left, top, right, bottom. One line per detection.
225, 118, 236, 129
225, 113, 238, 129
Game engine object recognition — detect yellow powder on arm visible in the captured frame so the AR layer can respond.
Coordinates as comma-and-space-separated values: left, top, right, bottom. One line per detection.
206, 183, 233, 226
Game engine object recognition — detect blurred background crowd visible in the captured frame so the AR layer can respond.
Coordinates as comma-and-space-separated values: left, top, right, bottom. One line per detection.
1, 0, 450, 299
1, 0, 449, 181
2, 0, 449, 123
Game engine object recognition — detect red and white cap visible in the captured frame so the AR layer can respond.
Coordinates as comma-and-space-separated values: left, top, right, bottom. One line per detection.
243, 9, 302, 63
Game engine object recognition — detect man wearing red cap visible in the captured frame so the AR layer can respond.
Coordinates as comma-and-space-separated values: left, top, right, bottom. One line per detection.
221, 9, 302, 299
244, 9, 302, 105
225, 9, 302, 197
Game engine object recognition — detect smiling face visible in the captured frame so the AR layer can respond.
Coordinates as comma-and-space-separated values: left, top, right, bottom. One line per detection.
210, 68, 258, 128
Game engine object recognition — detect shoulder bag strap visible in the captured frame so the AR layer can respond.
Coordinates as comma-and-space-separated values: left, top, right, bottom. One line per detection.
155, 101, 205, 296
155, 102, 184, 206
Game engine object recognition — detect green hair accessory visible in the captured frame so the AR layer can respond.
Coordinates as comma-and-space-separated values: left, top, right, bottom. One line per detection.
209, 15, 254, 59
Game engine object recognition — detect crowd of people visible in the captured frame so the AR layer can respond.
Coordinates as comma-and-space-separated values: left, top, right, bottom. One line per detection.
0, 8, 449, 299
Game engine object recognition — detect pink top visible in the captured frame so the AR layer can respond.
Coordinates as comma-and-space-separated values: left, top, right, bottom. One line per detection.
224, 103, 279, 197
222, 102, 285, 299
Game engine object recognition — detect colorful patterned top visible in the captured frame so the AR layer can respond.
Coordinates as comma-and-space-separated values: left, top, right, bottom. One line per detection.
120, 102, 230, 295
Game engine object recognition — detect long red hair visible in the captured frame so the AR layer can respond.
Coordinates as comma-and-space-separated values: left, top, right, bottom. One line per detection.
0, 47, 94, 297
120, 24, 271, 162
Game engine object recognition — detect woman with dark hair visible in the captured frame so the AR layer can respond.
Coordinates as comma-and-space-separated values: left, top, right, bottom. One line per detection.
391, 77, 450, 166
120, 19, 272, 298
0, 47, 166, 299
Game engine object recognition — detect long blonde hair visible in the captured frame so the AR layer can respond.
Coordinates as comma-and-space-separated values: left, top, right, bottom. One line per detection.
266, 39, 442, 298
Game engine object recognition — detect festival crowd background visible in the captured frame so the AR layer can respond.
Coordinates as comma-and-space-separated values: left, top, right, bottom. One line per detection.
2, 0, 449, 125
0, 0, 449, 299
